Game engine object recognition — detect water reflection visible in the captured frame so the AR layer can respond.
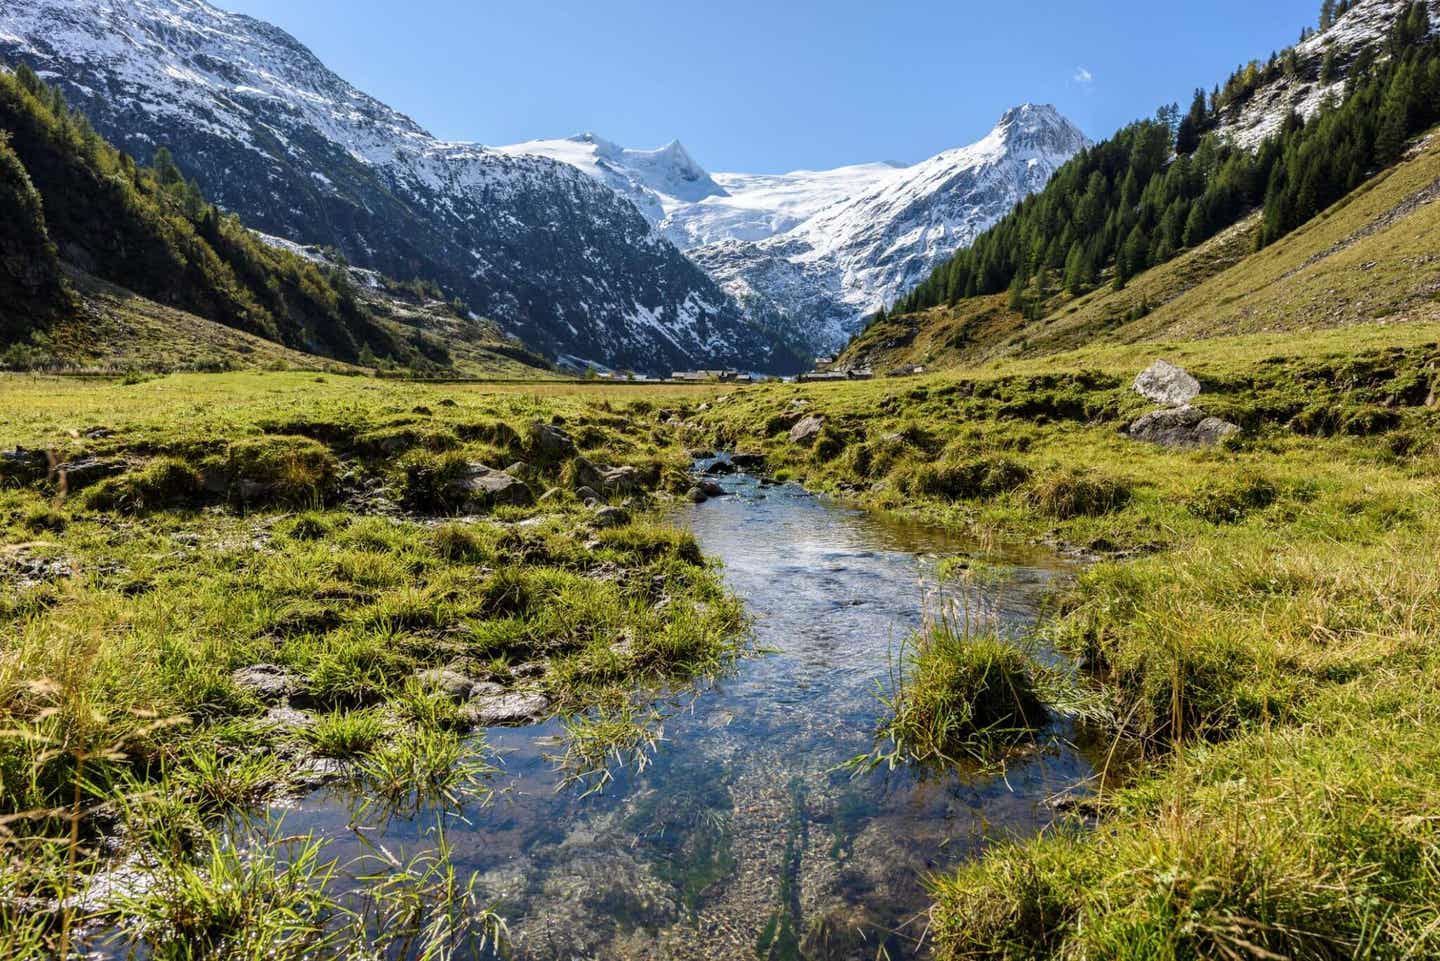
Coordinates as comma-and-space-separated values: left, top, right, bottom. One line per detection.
281, 470, 1101, 960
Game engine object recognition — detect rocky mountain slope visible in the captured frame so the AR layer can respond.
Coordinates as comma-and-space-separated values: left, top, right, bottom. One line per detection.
506, 106, 1088, 357
1219, 0, 1440, 147
689, 105, 1089, 355
0, 0, 800, 374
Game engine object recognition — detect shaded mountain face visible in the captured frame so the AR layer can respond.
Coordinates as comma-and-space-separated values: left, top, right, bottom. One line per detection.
505, 105, 1088, 357
0, 0, 801, 374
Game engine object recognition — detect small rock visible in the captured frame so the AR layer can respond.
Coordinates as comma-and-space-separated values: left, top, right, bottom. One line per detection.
686, 448, 715, 460
232, 664, 300, 704
84, 427, 114, 440
512, 661, 548, 679
538, 486, 564, 503
456, 463, 533, 511
261, 704, 315, 733
789, 415, 825, 446
0, 447, 50, 482
57, 456, 126, 492
411, 405, 433, 416
686, 486, 709, 504
592, 505, 630, 528
703, 460, 738, 476
437, 399, 459, 408
574, 485, 601, 504
698, 480, 725, 498
730, 451, 766, 470
412, 667, 479, 702
1133, 360, 1201, 408
1128, 406, 1240, 448
530, 422, 577, 459
505, 461, 535, 482
462, 690, 551, 727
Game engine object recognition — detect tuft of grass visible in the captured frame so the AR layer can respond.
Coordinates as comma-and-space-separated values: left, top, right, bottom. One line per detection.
1025, 468, 1132, 520
302, 709, 387, 759
857, 622, 1056, 771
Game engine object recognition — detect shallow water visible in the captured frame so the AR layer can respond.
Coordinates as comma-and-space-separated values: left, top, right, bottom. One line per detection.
284, 470, 1102, 960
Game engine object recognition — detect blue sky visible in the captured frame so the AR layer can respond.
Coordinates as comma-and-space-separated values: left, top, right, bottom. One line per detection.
221, 0, 1320, 173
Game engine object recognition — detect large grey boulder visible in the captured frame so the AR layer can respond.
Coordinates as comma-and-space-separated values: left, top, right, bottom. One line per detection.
1128, 406, 1240, 449
1134, 360, 1202, 408
789, 415, 826, 446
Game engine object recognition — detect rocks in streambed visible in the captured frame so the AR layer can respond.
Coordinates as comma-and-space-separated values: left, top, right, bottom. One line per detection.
1134, 359, 1201, 408
702, 460, 738, 476
686, 486, 709, 504
698, 479, 726, 498
1128, 405, 1240, 449
570, 456, 640, 497
232, 664, 304, 705
789, 415, 825, 446
730, 451, 766, 470
461, 690, 551, 727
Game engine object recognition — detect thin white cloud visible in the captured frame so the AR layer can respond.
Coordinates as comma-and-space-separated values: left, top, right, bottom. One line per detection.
1073, 66, 1094, 85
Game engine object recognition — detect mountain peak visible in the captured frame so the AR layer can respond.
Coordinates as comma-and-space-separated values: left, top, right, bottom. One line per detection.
991, 103, 1088, 154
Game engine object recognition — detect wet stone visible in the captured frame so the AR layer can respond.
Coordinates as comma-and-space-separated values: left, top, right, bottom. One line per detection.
462, 690, 551, 727
698, 479, 726, 498
412, 667, 479, 701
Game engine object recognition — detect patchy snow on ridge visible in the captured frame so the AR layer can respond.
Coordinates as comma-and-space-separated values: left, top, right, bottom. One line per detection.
1220, 0, 1440, 148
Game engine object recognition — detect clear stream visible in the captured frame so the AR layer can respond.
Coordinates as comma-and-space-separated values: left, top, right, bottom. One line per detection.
282, 468, 1105, 960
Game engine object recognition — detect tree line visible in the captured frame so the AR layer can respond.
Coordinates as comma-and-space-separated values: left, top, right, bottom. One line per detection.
0, 63, 449, 369
891, 2, 1439, 321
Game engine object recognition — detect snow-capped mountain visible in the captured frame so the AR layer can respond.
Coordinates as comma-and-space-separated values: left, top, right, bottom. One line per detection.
497, 132, 906, 251
503, 106, 1087, 356
1220, 0, 1440, 147
694, 105, 1088, 354
0, 0, 801, 374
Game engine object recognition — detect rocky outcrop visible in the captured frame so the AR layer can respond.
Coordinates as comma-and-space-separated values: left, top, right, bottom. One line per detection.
1134, 360, 1202, 408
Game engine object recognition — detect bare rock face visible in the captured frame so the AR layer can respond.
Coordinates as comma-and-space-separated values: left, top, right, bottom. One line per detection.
1128, 406, 1240, 449
1134, 360, 1202, 408
789, 415, 826, 446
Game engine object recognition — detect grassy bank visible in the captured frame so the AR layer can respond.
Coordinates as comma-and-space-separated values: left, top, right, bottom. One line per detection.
683, 321, 1440, 958
0, 372, 741, 958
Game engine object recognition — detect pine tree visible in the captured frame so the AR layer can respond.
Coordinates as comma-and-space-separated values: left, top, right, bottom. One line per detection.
1320, 0, 1336, 31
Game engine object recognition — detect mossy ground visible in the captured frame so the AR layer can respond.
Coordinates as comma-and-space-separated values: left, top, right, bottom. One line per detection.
0, 372, 739, 958
2, 322, 1438, 960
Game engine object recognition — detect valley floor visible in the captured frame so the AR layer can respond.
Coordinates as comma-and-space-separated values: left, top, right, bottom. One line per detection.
1, 321, 1438, 958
